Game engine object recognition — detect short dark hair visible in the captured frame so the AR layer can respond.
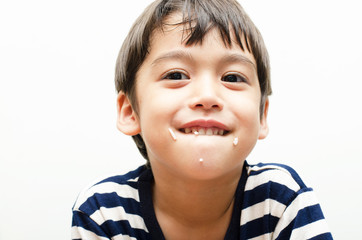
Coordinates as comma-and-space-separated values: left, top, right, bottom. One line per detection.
115, 0, 272, 162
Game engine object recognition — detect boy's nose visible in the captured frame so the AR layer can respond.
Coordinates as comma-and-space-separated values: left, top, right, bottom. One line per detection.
188, 80, 224, 111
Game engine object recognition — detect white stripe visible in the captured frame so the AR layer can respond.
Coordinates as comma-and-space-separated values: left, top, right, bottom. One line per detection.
290, 219, 330, 240
273, 190, 319, 238
90, 206, 148, 232
112, 233, 138, 240
240, 198, 286, 225
128, 176, 139, 182
248, 164, 290, 174
74, 182, 139, 210
71, 226, 109, 240
245, 167, 300, 192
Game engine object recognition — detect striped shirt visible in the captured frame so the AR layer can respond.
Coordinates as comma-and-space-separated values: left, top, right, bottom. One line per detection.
72, 162, 333, 239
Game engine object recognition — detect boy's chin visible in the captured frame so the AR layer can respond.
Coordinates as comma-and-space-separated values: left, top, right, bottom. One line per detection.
151, 154, 245, 181
191, 159, 244, 180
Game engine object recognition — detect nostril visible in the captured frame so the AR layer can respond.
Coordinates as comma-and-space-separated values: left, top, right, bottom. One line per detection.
190, 96, 224, 110
193, 103, 222, 110
195, 104, 219, 108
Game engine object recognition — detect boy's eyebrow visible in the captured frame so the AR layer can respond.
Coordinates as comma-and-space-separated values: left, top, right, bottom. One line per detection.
151, 50, 256, 69
221, 53, 256, 70
151, 50, 194, 66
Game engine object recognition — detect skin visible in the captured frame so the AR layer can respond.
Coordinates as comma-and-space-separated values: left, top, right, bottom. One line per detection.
117, 14, 269, 240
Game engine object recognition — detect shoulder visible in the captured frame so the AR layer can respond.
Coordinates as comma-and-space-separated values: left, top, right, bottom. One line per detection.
243, 162, 312, 217
240, 162, 332, 239
72, 165, 151, 239
72, 165, 148, 222
242, 162, 308, 219
73, 165, 147, 210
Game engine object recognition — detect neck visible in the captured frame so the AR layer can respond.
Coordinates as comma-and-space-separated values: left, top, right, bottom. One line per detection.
151, 164, 243, 239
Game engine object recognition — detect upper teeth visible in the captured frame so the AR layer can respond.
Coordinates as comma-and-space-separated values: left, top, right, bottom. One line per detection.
183, 127, 225, 136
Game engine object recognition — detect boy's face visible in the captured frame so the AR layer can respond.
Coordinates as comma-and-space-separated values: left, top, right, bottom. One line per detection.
119, 15, 268, 180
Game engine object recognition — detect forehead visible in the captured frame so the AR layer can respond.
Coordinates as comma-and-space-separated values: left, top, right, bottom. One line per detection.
146, 15, 257, 68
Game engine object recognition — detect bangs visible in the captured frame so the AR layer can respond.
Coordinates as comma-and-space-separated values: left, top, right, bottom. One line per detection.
154, 0, 251, 51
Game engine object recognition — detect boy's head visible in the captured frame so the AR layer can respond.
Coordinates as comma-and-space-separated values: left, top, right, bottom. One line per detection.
115, 0, 272, 163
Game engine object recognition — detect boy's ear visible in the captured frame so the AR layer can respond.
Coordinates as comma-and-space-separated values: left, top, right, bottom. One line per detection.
116, 91, 141, 136
258, 98, 269, 140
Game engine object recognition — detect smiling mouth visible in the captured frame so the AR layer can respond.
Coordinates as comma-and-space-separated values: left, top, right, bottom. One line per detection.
179, 127, 229, 136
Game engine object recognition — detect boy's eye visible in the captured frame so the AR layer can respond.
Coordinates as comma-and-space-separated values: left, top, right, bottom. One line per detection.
222, 73, 247, 83
163, 71, 189, 80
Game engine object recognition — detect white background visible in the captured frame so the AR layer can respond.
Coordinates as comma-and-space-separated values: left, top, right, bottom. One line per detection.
1, 0, 361, 239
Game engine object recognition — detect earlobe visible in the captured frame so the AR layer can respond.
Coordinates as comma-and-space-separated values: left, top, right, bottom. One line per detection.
116, 92, 141, 136
258, 98, 269, 140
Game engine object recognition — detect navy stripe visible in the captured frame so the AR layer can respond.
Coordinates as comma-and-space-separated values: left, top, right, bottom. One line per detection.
242, 181, 296, 209
72, 211, 108, 237
249, 167, 276, 176
96, 166, 146, 186
276, 204, 325, 240
294, 204, 325, 228
100, 219, 149, 239
240, 214, 279, 239
79, 192, 141, 216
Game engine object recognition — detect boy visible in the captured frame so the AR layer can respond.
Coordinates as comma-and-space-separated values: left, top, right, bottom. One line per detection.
72, 0, 333, 239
